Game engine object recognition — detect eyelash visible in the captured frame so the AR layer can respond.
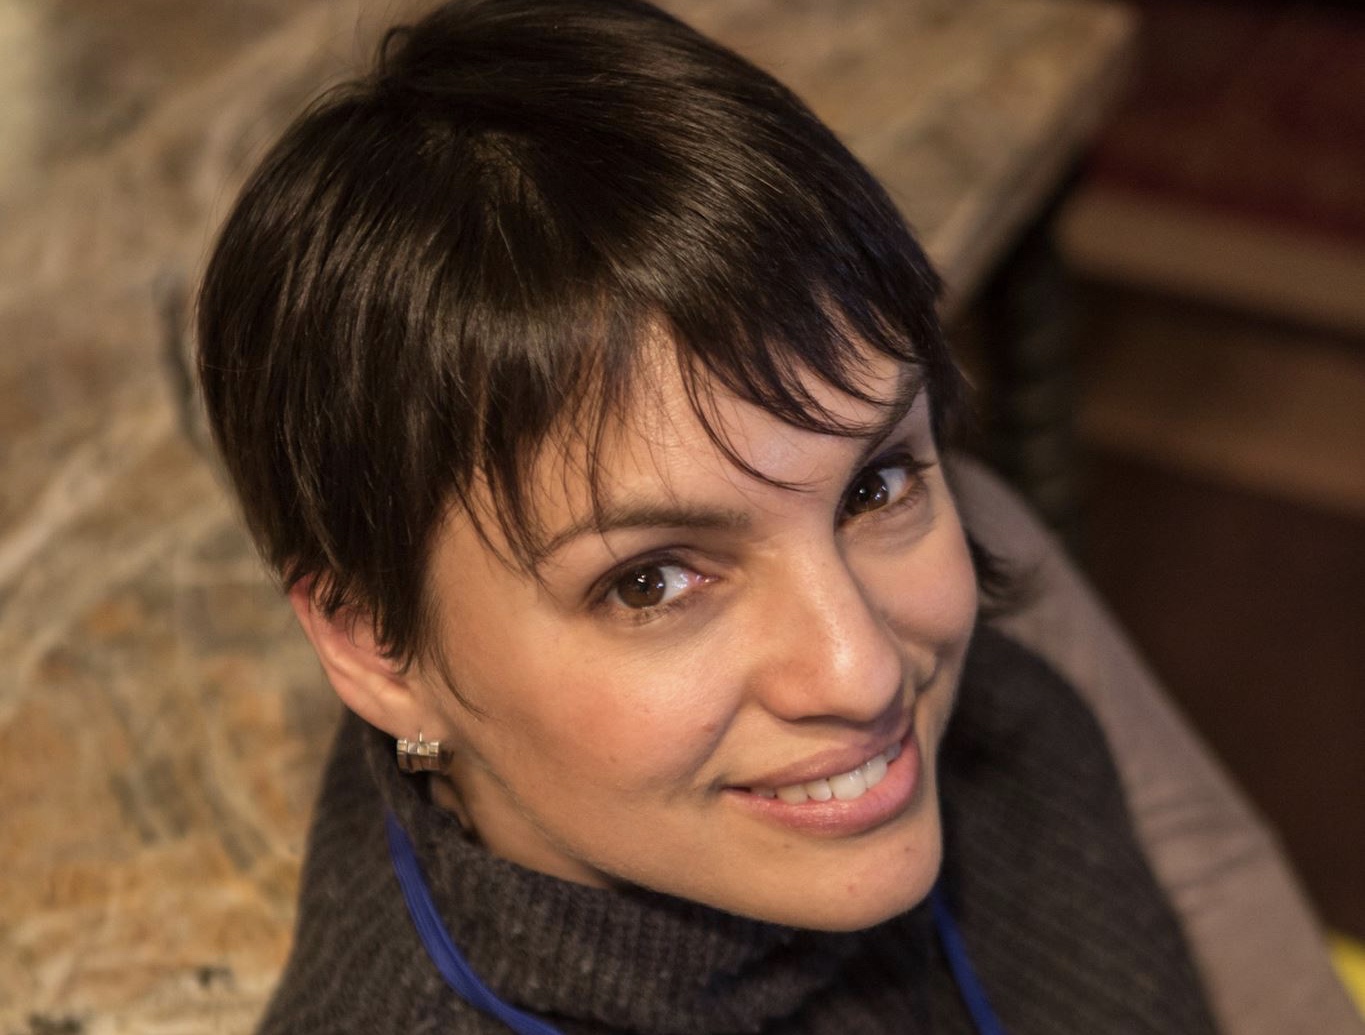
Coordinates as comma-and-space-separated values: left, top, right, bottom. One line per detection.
593, 453, 932, 625
594, 553, 706, 625
839, 452, 931, 525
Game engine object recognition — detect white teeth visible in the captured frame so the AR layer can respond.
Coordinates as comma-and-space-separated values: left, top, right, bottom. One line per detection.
804, 778, 833, 801
829, 767, 867, 800
756, 742, 902, 804
862, 753, 888, 789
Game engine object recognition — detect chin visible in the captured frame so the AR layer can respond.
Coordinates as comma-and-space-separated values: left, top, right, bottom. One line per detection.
805, 827, 945, 932
796, 752, 948, 932
723, 801, 946, 933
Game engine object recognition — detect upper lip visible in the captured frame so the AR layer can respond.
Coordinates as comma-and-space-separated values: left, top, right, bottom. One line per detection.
731, 715, 913, 791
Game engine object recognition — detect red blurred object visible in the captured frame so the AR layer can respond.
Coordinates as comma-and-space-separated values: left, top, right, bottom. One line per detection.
1088, 1, 1365, 245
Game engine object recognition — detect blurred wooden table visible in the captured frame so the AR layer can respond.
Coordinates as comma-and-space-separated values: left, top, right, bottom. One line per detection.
677, 0, 1138, 544
671, 0, 1135, 311
0, 1, 1132, 1031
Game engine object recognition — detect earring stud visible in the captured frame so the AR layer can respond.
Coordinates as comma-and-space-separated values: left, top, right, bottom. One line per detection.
396, 731, 444, 773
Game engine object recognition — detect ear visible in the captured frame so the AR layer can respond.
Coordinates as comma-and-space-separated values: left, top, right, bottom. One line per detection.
288, 579, 436, 741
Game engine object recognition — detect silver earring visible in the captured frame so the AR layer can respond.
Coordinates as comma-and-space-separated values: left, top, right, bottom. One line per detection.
396, 731, 444, 773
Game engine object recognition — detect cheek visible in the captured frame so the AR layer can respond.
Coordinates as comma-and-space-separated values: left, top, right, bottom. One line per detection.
428, 521, 724, 800
877, 504, 979, 650
450, 619, 724, 791
931, 511, 980, 640
586, 669, 731, 792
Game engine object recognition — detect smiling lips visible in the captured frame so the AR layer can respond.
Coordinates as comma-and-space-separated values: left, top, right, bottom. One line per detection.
726, 724, 923, 836
749, 741, 903, 804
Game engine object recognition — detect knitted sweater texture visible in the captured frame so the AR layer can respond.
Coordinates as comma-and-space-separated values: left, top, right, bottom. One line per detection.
258, 626, 1219, 1034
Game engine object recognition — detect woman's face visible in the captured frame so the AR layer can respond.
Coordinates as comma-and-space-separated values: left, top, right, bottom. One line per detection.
415, 346, 978, 931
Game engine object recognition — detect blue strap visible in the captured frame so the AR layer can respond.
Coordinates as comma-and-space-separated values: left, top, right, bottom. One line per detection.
385, 813, 564, 1035
930, 885, 1008, 1035
387, 811, 1004, 1035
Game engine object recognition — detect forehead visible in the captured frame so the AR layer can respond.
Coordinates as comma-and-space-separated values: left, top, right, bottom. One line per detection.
621, 340, 917, 463
514, 340, 925, 554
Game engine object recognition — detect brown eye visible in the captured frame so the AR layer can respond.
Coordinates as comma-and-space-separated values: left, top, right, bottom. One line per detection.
610, 564, 690, 610
843, 463, 915, 517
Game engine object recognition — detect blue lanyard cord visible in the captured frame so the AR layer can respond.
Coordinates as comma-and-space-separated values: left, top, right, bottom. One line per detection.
385, 813, 565, 1035
929, 886, 1008, 1035
387, 812, 1004, 1035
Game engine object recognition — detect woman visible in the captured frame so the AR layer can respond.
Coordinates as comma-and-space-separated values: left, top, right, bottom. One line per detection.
197, 0, 1218, 1030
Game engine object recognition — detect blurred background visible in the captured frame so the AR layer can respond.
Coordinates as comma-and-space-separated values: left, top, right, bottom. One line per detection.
1058, 0, 1364, 940
0, 0, 1360, 1026
959, 0, 1365, 941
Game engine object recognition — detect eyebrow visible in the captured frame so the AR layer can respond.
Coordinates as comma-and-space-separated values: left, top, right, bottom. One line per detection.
849, 369, 925, 467
532, 368, 927, 563
532, 501, 753, 563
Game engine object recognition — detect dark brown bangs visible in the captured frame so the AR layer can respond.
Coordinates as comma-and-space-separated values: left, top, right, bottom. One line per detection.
197, 0, 971, 666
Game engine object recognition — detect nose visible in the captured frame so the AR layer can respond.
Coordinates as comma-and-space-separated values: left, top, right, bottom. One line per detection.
745, 545, 907, 725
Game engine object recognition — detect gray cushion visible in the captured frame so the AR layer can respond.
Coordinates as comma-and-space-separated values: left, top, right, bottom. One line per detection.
952, 455, 1363, 1035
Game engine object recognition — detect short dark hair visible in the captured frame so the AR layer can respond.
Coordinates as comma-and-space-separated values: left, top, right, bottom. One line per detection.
197, 0, 972, 667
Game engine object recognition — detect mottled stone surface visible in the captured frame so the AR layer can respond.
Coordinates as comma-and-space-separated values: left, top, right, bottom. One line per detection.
0, 1, 1131, 1031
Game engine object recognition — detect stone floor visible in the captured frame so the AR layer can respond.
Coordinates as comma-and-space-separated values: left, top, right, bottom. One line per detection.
0, 0, 310, 175
0, 3, 380, 1028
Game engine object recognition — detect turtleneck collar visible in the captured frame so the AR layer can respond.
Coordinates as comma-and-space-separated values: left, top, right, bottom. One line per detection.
262, 628, 1218, 1035
363, 719, 887, 1034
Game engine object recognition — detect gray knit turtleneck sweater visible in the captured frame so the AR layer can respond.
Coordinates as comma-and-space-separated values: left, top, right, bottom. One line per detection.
257, 626, 1219, 1034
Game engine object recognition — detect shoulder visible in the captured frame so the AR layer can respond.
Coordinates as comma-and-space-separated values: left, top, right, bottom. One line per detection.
937, 625, 1217, 1035
948, 623, 1126, 799
255, 714, 495, 1035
